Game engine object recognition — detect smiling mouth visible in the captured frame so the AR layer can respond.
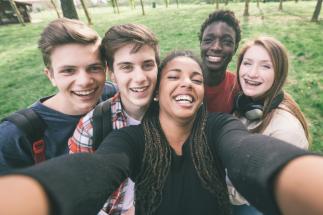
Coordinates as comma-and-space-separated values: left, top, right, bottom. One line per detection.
207, 55, 223, 63
244, 79, 262, 86
73, 88, 97, 96
174, 95, 194, 104
130, 86, 149, 93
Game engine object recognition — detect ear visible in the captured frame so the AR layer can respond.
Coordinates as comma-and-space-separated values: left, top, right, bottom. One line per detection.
109, 68, 116, 84
44, 67, 56, 87
154, 91, 159, 100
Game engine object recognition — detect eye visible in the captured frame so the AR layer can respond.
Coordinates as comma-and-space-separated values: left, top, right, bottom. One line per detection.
202, 37, 213, 45
192, 78, 203, 84
120, 64, 133, 72
167, 75, 178, 80
60, 68, 75, 75
89, 65, 104, 73
261, 64, 272, 70
222, 38, 234, 46
142, 61, 155, 71
242, 60, 252, 66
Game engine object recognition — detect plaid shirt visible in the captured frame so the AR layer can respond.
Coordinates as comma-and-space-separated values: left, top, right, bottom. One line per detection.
68, 93, 135, 215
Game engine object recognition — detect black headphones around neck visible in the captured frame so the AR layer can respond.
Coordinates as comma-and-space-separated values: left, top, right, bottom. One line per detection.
234, 91, 284, 121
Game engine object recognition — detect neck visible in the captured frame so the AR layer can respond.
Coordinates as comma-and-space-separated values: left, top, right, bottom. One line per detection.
205, 69, 226, 86
124, 106, 147, 121
159, 113, 194, 155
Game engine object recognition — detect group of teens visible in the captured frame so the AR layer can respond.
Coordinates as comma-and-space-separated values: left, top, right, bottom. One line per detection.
0, 9, 319, 215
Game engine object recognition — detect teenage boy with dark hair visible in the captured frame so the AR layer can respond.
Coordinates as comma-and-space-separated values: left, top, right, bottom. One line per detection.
0, 18, 115, 173
199, 10, 241, 113
68, 23, 159, 215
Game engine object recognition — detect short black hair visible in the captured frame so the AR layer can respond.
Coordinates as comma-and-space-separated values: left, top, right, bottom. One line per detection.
199, 10, 241, 50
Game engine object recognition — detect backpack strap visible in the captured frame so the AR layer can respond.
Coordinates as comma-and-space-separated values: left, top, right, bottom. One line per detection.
1, 109, 47, 164
100, 81, 118, 102
92, 99, 113, 150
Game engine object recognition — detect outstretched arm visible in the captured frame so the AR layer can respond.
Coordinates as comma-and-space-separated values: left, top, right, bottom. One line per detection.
1, 155, 323, 215
275, 155, 323, 215
0, 175, 49, 215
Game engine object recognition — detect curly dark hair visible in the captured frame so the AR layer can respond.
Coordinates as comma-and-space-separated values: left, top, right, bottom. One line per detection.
135, 50, 231, 215
199, 10, 241, 50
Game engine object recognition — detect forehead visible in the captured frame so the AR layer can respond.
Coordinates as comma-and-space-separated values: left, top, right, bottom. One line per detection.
163, 56, 202, 75
50, 43, 101, 67
113, 44, 156, 64
244, 45, 271, 61
202, 21, 236, 40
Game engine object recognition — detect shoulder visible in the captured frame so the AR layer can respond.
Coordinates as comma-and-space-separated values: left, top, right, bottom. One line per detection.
264, 107, 309, 149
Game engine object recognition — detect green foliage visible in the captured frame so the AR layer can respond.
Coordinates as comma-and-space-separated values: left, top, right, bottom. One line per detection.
0, 2, 322, 151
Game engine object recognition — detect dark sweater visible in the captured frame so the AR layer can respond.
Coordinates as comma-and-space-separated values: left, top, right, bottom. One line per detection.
19, 113, 308, 215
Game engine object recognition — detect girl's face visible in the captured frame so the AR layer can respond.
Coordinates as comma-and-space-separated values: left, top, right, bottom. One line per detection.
239, 45, 275, 100
157, 56, 204, 123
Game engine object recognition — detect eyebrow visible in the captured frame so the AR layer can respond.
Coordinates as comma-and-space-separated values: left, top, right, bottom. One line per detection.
168, 68, 203, 76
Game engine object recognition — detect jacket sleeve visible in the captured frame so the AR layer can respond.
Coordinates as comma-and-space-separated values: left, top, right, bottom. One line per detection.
207, 113, 310, 215
0, 121, 34, 173
16, 126, 143, 215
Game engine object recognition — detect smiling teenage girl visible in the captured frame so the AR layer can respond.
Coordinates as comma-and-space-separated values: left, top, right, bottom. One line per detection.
229, 36, 311, 215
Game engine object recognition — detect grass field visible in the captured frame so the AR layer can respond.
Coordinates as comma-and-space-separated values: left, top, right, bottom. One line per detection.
0, 1, 322, 151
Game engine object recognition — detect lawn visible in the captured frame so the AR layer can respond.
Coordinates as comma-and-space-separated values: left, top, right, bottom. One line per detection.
0, 1, 322, 151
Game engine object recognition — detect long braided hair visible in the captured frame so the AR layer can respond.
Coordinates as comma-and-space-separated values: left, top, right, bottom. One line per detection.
135, 50, 231, 214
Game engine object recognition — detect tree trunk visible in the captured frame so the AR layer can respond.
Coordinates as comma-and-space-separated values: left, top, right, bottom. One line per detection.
215, 0, 219, 9
279, 0, 283, 11
50, 0, 60, 18
8, 0, 25, 26
244, 0, 249, 16
176, 0, 179, 8
129, 0, 135, 9
165, 0, 168, 8
79, 0, 92, 25
311, 0, 322, 22
257, 0, 259, 8
115, 0, 120, 13
140, 0, 145, 15
60, 0, 79, 19
110, 0, 117, 14
225, 0, 229, 6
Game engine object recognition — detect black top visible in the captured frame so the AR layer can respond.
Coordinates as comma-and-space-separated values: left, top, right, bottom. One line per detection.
19, 113, 308, 215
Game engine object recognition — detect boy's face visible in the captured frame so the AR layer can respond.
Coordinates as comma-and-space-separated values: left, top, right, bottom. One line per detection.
200, 21, 236, 74
110, 44, 157, 116
45, 42, 106, 115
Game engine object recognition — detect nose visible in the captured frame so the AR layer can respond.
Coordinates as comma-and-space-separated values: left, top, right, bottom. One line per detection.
133, 67, 147, 83
76, 70, 93, 86
247, 65, 259, 78
180, 76, 193, 89
211, 39, 222, 51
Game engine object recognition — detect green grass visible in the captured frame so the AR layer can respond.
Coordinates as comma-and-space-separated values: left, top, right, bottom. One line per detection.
0, 2, 322, 151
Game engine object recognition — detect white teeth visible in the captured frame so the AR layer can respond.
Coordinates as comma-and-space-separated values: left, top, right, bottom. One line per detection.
74, 89, 95, 96
131, 87, 147, 92
207, 56, 222, 62
245, 79, 261, 86
175, 95, 193, 103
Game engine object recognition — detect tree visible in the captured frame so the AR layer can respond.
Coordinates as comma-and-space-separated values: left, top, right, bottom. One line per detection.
215, 0, 219, 9
164, 0, 169, 8
79, 0, 92, 25
50, 0, 61, 18
140, 0, 145, 15
129, 0, 136, 9
8, 0, 25, 26
175, 0, 179, 8
60, 0, 79, 19
311, 0, 322, 22
244, 0, 250, 16
279, 0, 283, 11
